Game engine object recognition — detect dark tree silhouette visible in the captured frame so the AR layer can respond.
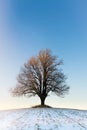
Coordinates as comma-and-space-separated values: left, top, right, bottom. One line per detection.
11, 49, 69, 106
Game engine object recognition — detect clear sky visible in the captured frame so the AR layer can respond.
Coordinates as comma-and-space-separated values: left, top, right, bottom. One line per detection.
0, 0, 87, 110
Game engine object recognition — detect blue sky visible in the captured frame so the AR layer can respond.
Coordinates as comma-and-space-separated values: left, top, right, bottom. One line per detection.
0, 0, 87, 110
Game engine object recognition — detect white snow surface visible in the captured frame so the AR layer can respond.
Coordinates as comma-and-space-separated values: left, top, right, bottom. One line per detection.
0, 108, 87, 130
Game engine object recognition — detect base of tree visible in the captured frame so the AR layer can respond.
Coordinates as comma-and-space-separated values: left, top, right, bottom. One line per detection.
31, 104, 52, 108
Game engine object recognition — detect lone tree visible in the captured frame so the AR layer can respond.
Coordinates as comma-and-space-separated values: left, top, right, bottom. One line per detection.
11, 49, 69, 106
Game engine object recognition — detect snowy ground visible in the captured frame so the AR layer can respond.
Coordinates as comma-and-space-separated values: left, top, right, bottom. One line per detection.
0, 108, 87, 130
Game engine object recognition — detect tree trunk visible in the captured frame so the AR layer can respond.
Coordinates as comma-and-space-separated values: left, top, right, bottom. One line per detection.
40, 97, 45, 106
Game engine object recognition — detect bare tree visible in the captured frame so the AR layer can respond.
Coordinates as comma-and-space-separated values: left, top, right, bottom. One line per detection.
11, 49, 69, 106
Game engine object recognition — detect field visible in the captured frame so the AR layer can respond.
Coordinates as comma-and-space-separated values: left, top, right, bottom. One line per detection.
0, 108, 87, 130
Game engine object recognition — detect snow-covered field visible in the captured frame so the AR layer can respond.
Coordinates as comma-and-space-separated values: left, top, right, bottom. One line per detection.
0, 108, 87, 130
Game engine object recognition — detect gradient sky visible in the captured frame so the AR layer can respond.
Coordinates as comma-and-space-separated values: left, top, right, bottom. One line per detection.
0, 0, 87, 110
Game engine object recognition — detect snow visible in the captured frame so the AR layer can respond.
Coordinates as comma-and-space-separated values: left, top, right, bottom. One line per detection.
0, 108, 87, 130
